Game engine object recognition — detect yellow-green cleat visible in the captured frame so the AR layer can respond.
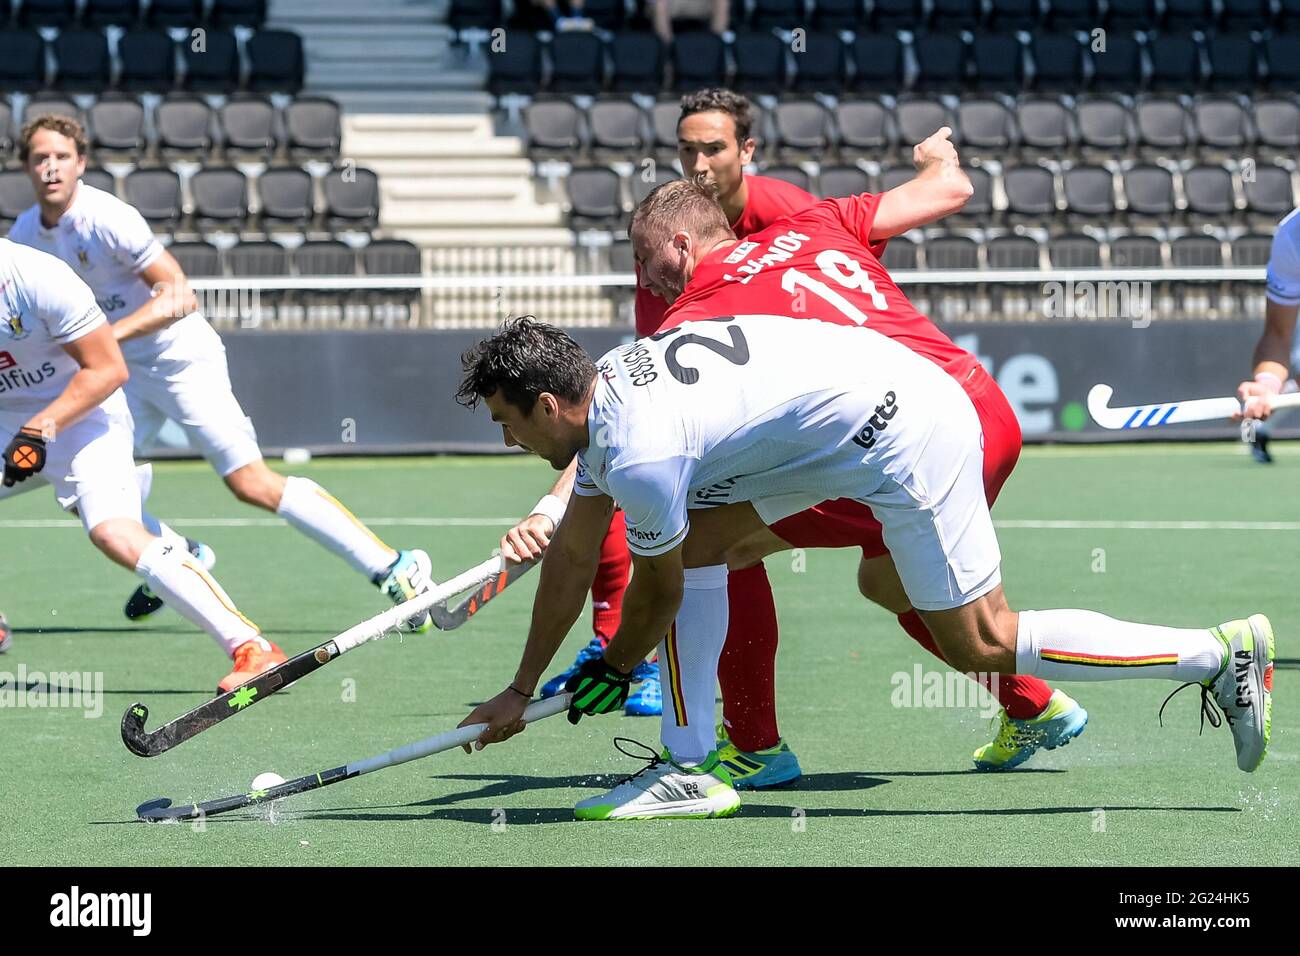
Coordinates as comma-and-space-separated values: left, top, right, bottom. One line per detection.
574, 742, 741, 821
715, 722, 803, 789
973, 690, 1089, 771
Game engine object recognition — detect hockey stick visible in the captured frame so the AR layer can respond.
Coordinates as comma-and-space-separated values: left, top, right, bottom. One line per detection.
1087, 384, 1300, 429
135, 694, 571, 822
120, 554, 510, 758
428, 557, 538, 631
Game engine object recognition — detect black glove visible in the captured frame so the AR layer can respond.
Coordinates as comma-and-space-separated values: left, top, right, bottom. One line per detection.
564, 655, 633, 725
3, 428, 46, 487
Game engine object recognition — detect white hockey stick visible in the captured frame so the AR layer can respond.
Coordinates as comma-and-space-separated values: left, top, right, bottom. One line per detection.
1087, 384, 1300, 430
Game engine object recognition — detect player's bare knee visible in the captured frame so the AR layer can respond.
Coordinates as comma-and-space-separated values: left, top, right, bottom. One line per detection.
856, 559, 911, 614
87, 519, 147, 568
225, 463, 281, 510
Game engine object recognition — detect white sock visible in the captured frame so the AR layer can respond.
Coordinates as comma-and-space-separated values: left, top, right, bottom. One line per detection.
135, 537, 264, 656
660, 564, 729, 766
1016, 609, 1225, 683
276, 476, 396, 579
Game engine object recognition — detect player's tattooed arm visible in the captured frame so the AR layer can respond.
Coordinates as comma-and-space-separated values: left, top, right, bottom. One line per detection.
869, 127, 974, 241
30, 323, 129, 436
499, 457, 578, 562
113, 251, 200, 343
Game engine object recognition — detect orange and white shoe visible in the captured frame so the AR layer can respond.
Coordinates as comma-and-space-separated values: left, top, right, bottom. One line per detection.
217, 638, 287, 695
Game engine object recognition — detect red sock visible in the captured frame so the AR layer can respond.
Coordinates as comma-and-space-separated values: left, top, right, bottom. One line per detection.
895, 610, 1053, 719
590, 510, 630, 646
717, 562, 781, 752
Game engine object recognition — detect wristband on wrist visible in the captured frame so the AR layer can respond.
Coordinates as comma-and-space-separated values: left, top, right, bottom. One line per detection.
529, 494, 567, 527
1255, 371, 1284, 393
508, 684, 533, 700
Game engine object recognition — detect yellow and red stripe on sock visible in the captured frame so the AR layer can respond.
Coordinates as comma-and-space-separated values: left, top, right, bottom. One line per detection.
1041, 648, 1179, 668
663, 623, 688, 726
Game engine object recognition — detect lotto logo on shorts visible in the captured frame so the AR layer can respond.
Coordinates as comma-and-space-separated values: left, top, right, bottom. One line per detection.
852, 391, 900, 450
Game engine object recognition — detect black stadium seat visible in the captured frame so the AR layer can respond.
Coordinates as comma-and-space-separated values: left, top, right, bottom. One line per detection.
913, 33, 967, 93
760, 164, 813, 194
257, 167, 315, 230
220, 98, 278, 158
183, 30, 240, 92
168, 240, 223, 278
448, 0, 503, 31
212, 0, 269, 29
82, 168, 117, 196
524, 99, 583, 158
157, 95, 215, 157
751, 0, 803, 30
1106, 0, 1156, 31
1017, 98, 1073, 153
247, 31, 305, 94
363, 239, 421, 276
488, 31, 541, 95
818, 165, 872, 199
1182, 164, 1236, 218
932, 0, 982, 31
1193, 98, 1251, 152
53, 31, 111, 93
732, 31, 787, 96
19, 0, 76, 28
1170, 234, 1224, 267
1003, 164, 1058, 221
925, 235, 981, 270
987, 234, 1043, 269
125, 168, 183, 230
609, 32, 663, 95
119, 31, 177, 93
1147, 34, 1202, 91
836, 100, 895, 159
550, 32, 605, 95
1134, 97, 1191, 154
1222, 0, 1272, 33
872, 0, 924, 31
1205, 35, 1257, 93
812, 0, 860, 30
1110, 234, 1164, 267
1030, 34, 1084, 92
988, 0, 1040, 30
1045, 0, 1098, 30
895, 99, 951, 149
970, 34, 1024, 93
0, 31, 46, 93
957, 98, 1017, 154
228, 240, 290, 277
588, 100, 645, 161
89, 98, 147, 154
84, 0, 141, 28
323, 166, 381, 231
1264, 37, 1300, 92
1077, 97, 1133, 154
1062, 165, 1116, 218
790, 32, 847, 95
566, 166, 625, 228
850, 34, 904, 93
0, 170, 36, 230
1254, 98, 1300, 154
1089, 32, 1142, 93
1243, 164, 1296, 219
1048, 233, 1103, 268
285, 97, 342, 161
671, 32, 726, 92
1121, 164, 1176, 219
1162, 0, 1215, 33
148, 0, 203, 28
190, 167, 250, 231
772, 101, 832, 159
295, 239, 357, 276
630, 165, 678, 205
880, 235, 918, 270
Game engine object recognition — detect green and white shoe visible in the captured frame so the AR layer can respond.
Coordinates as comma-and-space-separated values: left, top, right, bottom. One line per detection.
973, 690, 1089, 771
575, 739, 741, 821
375, 549, 433, 633
1161, 614, 1275, 772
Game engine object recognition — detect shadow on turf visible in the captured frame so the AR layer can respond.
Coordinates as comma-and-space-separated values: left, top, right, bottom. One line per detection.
0, 680, 211, 696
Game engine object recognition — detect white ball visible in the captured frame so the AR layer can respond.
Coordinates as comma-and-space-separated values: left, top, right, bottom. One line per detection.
251, 772, 285, 790
282, 447, 312, 465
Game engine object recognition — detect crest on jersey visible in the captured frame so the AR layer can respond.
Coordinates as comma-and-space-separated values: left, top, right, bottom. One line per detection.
76, 246, 91, 269
3, 313, 30, 340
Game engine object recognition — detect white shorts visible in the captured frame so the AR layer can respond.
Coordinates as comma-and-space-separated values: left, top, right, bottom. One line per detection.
0, 394, 142, 532
125, 313, 262, 477
753, 376, 1002, 612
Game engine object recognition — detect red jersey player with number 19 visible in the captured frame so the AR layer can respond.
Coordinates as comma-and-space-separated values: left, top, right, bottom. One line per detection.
637, 172, 1089, 774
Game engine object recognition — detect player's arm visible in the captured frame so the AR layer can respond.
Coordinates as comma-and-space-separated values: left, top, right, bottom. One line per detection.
499, 457, 577, 562
112, 251, 200, 343
867, 127, 973, 242
458, 487, 614, 750
1237, 298, 1297, 420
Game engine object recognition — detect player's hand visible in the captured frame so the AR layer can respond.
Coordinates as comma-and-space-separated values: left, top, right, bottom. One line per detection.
500, 514, 555, 563
3, 428, 47, 487
564, 656, 633, 725
458, 688, 530, 753
1236, 376, 1282, 421
913, 126, 960, 171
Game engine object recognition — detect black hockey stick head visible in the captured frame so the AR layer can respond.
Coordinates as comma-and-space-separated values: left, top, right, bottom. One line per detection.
121, 703, 155, 757
136, 798, 176, 822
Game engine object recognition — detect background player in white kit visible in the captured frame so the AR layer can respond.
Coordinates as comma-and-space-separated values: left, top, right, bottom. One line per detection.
456, 317, 1274, 819
1238, 205, 1300, 462
0, 238, 279, 690
9, 115, 434, 632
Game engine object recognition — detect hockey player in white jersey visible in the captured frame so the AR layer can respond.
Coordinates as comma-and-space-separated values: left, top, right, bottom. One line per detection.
455, 317, 1274, 819
0, 238, 282, 691
9, 114, 433, 630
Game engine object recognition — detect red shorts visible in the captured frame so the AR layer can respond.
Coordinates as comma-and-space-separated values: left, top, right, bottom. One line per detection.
769, 365, 1021, 558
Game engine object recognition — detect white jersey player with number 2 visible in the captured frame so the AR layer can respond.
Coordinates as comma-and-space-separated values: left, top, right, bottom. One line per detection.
575, 313, 1001, 612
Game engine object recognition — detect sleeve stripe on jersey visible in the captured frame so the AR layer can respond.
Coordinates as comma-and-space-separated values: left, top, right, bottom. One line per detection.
51, 305, 107, 343
625, 521, 689, 557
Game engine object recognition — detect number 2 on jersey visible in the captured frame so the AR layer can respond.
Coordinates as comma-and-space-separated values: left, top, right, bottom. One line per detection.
651, 317, 750, 385
781, 250, 888, 327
